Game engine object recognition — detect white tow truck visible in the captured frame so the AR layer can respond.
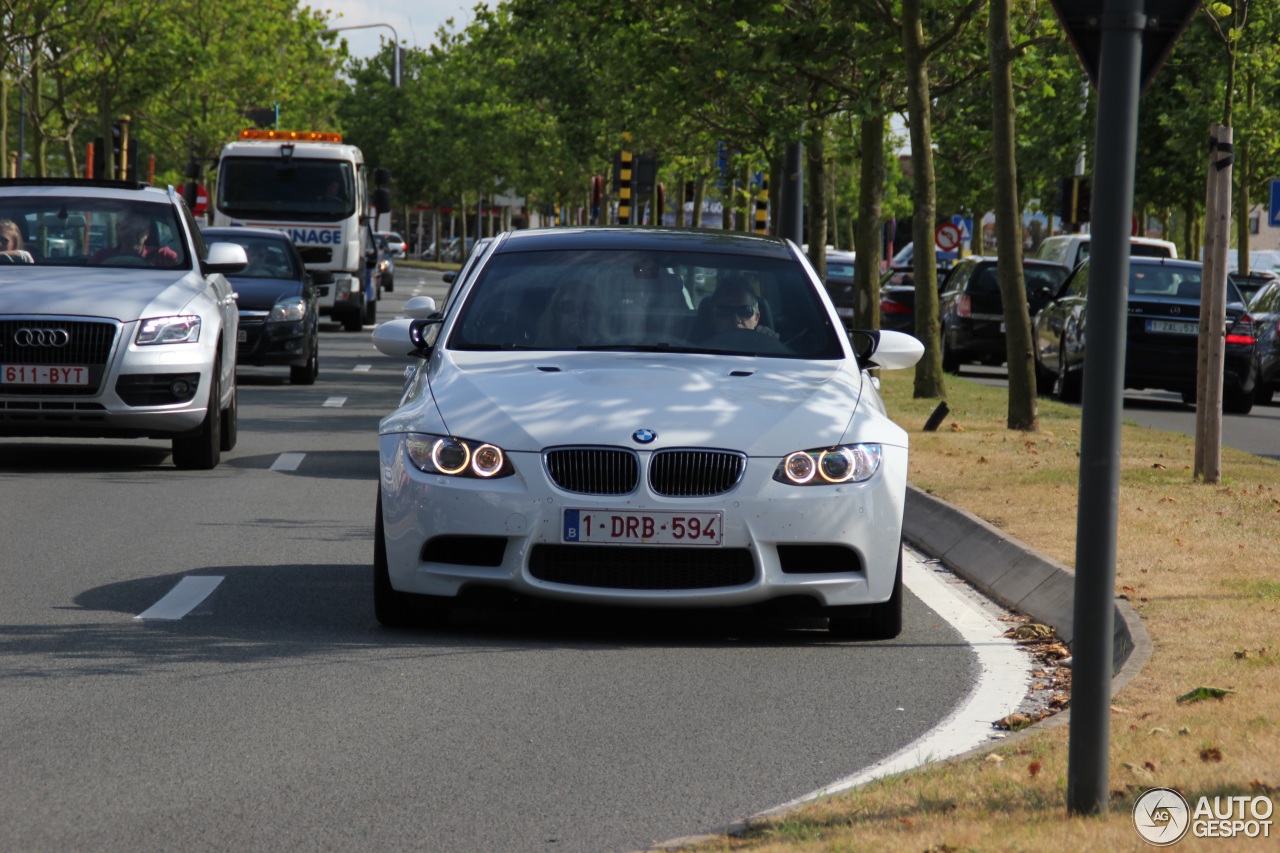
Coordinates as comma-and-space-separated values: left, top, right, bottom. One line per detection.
211, 129, 391, 331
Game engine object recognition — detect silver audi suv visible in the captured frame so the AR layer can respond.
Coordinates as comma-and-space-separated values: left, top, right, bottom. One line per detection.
0, 179, 247, 468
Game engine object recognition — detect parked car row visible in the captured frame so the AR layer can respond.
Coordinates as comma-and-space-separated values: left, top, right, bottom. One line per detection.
873, 231, 1273, 413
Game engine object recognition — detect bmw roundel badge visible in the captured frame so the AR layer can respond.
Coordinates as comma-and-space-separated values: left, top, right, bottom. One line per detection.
632, 429, 657, 444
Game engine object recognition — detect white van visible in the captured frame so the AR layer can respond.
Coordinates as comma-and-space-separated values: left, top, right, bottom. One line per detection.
1035, 234, 1177, 270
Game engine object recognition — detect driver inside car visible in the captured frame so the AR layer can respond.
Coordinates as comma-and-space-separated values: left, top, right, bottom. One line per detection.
88, 211, 178, 267
707, 280, 779, 339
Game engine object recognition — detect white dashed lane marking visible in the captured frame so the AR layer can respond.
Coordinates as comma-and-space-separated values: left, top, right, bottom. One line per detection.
322, 397, 347, 408
353, 365, 371, 373
270, 452, 306, 471
135, 576, 224, 621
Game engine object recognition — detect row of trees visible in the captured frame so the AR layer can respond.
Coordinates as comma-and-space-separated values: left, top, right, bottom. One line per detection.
2, 0, 345, 186
5, 1, 1280, 429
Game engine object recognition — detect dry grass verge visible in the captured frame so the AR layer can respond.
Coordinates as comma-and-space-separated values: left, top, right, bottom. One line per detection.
682, 370, 1279, 852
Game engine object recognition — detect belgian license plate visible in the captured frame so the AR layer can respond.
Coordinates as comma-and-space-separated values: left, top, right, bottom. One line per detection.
563, 509, 723, 546
836, 306, 854, 318
1147, 319, 1198, 335
1, 365, 90, 386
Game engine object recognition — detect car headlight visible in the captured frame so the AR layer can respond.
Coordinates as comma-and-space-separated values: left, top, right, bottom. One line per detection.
773, 443, 881, 485
268, 296, 307, 323
404, 433, 513, 479
136, 315, 201, 345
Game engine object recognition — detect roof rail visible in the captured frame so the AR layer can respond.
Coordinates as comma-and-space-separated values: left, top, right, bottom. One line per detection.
0, 178, 152, 191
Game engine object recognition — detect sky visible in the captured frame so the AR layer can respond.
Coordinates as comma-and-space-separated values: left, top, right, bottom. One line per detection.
319, 0, 477, 60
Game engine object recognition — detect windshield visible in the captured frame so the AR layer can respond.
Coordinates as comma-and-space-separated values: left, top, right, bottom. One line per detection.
0, 197, 189, 269
217, 157, 355, 221
211, 234, 301, 280
449, 248, 844, 359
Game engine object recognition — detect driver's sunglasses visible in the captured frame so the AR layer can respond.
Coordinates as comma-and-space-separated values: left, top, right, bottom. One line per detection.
714, 303, 756, 319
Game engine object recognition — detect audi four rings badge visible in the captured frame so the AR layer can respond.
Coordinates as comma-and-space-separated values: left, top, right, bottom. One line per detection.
15, 328, 71, 347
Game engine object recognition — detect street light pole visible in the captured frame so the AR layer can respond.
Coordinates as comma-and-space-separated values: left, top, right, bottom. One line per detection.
323, 22, 402, 87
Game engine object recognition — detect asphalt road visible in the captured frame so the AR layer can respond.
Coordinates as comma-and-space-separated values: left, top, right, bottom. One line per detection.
0, 270, 987, 853
958, 363, 1280, 460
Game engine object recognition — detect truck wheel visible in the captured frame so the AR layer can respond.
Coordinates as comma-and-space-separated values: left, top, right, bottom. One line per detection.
342, 306, 364, 332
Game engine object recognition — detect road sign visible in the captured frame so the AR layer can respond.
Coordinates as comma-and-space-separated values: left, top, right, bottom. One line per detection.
1269, 178, 1280, 228
950, 214, 973, 241
191, 183, 208, 216
1048, 1, 1199, 92
935, 222, 962, 252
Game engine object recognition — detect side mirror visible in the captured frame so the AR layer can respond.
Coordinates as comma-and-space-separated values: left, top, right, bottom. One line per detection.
202, 242, 248, 275
848, 329, 924, 371
373, 187, 392, 213
403, 295, 438, 319
371, 317, 442, 358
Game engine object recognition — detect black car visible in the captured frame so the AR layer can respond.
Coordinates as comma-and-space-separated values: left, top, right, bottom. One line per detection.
823, 249, 857, 327
938, 257, 1069, 371
202, 227, 319, 385
1245, 278, 1280, 404
1033, 257, 1260, 413
1229, 269, 1279, 306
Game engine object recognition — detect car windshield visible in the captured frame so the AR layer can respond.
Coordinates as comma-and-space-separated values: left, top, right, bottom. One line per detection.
449, 248, 844, 359
0, 196, 189, 269
217, 157, 355, 221
214, 234, 300, 280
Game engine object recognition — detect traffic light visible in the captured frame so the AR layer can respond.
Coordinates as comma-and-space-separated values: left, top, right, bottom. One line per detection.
92, 125, 137, 180
1056, 177, 1092, 225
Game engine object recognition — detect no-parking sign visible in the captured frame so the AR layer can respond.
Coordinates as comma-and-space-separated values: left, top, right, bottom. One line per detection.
935, 222, 962, 252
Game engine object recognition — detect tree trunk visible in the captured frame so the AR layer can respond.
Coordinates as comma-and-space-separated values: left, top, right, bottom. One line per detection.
1, 77, 7, 177
806, 121, 827, 278
692, 175, 706, 228
675, 173, 686, 227
854, 109, 886, 330
989, 0, 1037, 431
903, 0, 945, 399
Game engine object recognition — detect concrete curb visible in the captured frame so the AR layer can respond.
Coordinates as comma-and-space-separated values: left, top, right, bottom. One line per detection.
646, 486, 1154, 851
903, 485, 1151, 679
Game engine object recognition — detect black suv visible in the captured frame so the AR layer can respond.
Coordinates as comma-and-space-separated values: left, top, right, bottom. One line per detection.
938, 257, 1069, 371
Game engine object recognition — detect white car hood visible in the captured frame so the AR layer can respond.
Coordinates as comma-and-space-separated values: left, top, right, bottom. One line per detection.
409, 351, 869, 456
0, 267, 203, 321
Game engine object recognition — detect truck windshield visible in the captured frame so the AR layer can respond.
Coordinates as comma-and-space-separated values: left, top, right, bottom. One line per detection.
217, 158, 355, 222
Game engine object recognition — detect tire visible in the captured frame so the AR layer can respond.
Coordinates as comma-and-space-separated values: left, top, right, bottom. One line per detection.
1224, 383, 1255, 415
940, 328, 961, 374
363, 297, 377, 326
342, 306, 364, 332
219, 379, 237, 452
290, 333, 319, 385
172, 365, 222, 470
1033, 353, 1056, 395
1055, 343, 1082, 404
373, 493, 446, 628
828, 544, 903, 640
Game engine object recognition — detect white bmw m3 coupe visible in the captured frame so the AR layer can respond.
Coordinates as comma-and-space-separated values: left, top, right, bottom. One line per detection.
371, 227, 922, 637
